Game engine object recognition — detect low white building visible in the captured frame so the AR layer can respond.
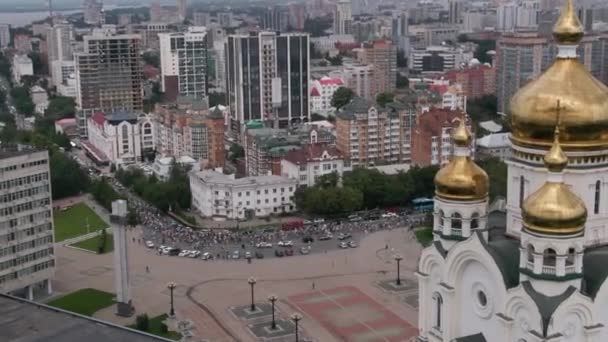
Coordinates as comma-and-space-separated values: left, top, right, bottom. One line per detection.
12, 54, 33, 84
476, 132, 510, 160
281, 144, 345, 187
30, 85, 49, 115
83, 111, 155, 166
310, 77, 344, 116
153, 155, 199, 180
190, 169, 298, 219
310, 34, 355, 53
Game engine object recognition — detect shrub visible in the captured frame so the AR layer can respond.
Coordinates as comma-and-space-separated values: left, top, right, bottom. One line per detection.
135, 313, 150, 331
160, 322, 168, 333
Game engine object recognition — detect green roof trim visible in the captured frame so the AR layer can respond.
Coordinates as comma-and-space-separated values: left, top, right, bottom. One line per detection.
522, 281, 576, 337
433, 241, 448, 259
582, 245, 608, 298
479, 233, 520, 289
453, 333, 487, 342
519, 268, 583, 282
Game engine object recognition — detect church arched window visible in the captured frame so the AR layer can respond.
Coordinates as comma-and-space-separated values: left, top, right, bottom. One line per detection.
433, 292, 443, 330
543, 248, 557, 267
594, 180, 601, 214
519, 176, 525, 208
471, 212, 479, 229
451, 212, 462, 230
438, 210, 444, 226
566, 247, 575, 266
527, 244, 535, 263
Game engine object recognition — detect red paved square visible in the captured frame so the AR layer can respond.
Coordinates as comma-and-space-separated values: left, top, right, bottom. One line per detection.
289, 286, 417, 342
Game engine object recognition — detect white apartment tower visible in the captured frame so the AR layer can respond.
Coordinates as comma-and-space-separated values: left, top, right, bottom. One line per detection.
0, 148, 54, 300
0, 24, 10, 48
334, 0, 352, 35
159, 27, 208, 102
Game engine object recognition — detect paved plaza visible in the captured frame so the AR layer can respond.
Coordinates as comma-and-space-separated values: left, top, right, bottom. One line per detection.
51, 225, 422, 341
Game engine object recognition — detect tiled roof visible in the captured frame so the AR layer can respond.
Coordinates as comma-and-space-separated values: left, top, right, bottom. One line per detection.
91, 112, 105, 125
319, 77, 344, 86
310, 87, 320, 97
283, 144, 343, 165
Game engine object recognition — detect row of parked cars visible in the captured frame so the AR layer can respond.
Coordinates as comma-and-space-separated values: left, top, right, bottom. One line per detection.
155, 244, 214, 260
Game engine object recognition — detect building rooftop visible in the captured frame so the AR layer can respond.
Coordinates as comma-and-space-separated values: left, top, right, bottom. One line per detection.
191, 170, 295, 187
0, 294, 171, 342
283, 144, 342, 165
0, 145, 42, 159
477, 133, 510, 148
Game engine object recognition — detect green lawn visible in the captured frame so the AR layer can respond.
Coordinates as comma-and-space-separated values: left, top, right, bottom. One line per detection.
53, 202, 109, 242
47, 288, 115, 316
129, 314, 182, 340
71, 233, 114, 253
415, 227, 434, 247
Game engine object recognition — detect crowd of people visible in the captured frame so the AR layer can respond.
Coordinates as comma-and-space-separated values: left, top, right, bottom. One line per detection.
109, 178, 421, 258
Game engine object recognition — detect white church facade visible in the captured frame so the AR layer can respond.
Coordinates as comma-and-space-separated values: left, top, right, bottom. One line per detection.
416, 2, 608, 341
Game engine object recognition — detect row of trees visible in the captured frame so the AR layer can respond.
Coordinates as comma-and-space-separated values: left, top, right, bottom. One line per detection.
115, 161, 192, 212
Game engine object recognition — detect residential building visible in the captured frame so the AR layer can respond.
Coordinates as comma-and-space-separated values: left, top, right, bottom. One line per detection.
310, 34, 356, 54
30, 86, 49, 115
153, 156, 199, 180
0, 24, 10, 48
335, 97, 415, 168
262, 6, 288, 32
476, 132, 510, 160
356, 40, 397, 94
334, 0, 353, 35
83, 111, 154, 166
11, 55, 33, 84
13, 34, 32, 54
439, 84, 466, 111
408, 45, 474, 73
245, 126, 334, 176
408, 24, 459, 48
341, 63, 375, 100
176, 0, 187, 21
309, 77, 345, 115
226, 32, 310, 132
288, 3, 307, 31
212, 41, 226, 92
495, 32, 550, 114
45, 23, 73, 65
149, 1, 162, 22
444, 63, 496, 99
410, 107, 472, 166
217, 12, 233, 28
189, 170, 297, 219
193, 12, 210, 26
0, 147, 54, 300
448, 0, 463, 25
153, 100, 225, 168
84, 0, 104, 25
75, 31, 143, 118
281, 144, 345, 187
50, 60, 76, 90
142, 23, 169, 50
159, 27, 208, 102
391, 11, 409, 51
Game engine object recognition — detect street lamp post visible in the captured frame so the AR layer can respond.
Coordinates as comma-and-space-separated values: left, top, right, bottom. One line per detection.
268, 295, 278, 330
395, 255, 403, 286
291, 313, 302, 342
248, 277, 257, 311
167, 282, 177, 317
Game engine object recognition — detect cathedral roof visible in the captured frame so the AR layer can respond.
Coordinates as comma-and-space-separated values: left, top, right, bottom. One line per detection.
522, 281, 577, 337
581, 246, 608, 298
453, 333, 487, 342
480, 235, 520, 289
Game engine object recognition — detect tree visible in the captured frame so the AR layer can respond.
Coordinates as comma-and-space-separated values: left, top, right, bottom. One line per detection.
11, 86, 34, 116
49, 151, 90, 199
316, 172, 339, 188
376, 92, 395, 107
331, 87, 355, 110
46, 96, 76, 119
478, 157, 507, 200
142, 51, 160, 68
467, 95, 498, 129
127, 207, 139, 226
135, 314, 150, 331
228, 144, 244, 162
326, 54, 343, 66
209, 92, 226, 107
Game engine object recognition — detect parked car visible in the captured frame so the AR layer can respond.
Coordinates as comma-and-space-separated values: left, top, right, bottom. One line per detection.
382, 212, 398, 218
189, 251, 201, 258
338, 242, 349, 249
284, 249, 294, 256
232, 251, 241, 259
318, 234, 333, 241
337, 233, 352, 240
255, 251, 264, 259
178, 250, 190, 257
299, 247, 310, 255
348, 241, 359, 248
202, 252, 212, 260
275, 250, 284, 257
278, 240, 293, 247
245, 251, 252, 259
313, 218, 325, 224
256, 242, 273, 248
303, 220, 313, 225
302, 236, 314, 243
348, 215, 362, 222
145, 241, 155, 248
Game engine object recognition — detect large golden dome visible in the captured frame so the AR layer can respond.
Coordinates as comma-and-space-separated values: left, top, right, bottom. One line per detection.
522, 128, 587, 235
434, 120, 489, 201
510, 0, 608, 151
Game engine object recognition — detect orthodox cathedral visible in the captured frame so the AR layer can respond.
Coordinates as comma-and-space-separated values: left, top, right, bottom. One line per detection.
416, 1, 608, 341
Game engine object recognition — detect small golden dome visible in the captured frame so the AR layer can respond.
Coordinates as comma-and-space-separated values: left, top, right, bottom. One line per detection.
553, 0, 583, 45
522, 130, 587, 236
434, 121, 489, 201
452, 119, 471, 147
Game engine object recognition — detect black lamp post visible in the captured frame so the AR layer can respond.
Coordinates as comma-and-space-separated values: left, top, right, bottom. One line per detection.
395, 255, 403, 286
248, 277, 257, 311
167, 282, 177, 317
268, 295, 278, 330
291, 313, 302, 342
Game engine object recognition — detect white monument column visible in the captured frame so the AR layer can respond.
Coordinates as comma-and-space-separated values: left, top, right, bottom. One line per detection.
111, 199, 134, 316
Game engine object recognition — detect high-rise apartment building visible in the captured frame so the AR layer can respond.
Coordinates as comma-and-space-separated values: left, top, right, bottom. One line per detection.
334, 0, 352, 35
495, 32, 550, 114
46, 23, 73, 63
75, 31, 143, 136
159, 27, 208, 102
263, 6, 288, 32
0, 147, 54, 300
0, 24, 10, 48
226, 31, 310, 132
391, 12, 409, 51
288, 3, 306, 31
176, 0, 187, 22
336, 97, 415, 167
448, 0, 463, 25
84, 0, 104, 26
193, 12, 210, 26
341, 63, 375, 100
357, 40, 397, 94
444, 64, 496, 99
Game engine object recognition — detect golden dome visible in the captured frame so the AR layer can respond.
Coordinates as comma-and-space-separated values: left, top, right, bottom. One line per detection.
510, 57, 608, 151
522, 130, 587, 236
434, 121, 489, 201
553, 0, 583, 45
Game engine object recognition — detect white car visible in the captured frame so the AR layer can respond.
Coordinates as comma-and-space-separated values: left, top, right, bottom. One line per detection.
145, 241, 155, 248
245, 251, 252, 259
313, 218, 325, 224
178, 250, 190, 257
256, 242, 273, 248
278, 240, 293, 247
202, 252, 212, 260
189, 251, 201, 258
382, 212, 398, 218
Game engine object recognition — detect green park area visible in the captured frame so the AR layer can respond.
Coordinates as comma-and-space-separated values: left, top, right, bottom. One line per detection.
71, 232, 114, 254
129, 314, 182, 340
53, 202, 109, 242
415, 228, 433, 247
47, 288, 115, 316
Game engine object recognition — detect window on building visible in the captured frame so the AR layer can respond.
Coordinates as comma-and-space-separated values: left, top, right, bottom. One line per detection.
323, 164, 331, 170
527, 244, 535, 263
471, 213, 479, 229
519, 176, 525, 208
543, 248, 557, 267
433, 292, 443, 330
438, 210, 444, 227
595, 180, 601, 214
299, 165, 306, 171
451, 212, 462, 230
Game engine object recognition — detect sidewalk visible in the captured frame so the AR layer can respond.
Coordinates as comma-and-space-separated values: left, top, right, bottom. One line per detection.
194, 215, 303, 230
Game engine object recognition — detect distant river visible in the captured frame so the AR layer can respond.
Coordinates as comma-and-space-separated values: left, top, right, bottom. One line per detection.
0, 10, 82, 27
